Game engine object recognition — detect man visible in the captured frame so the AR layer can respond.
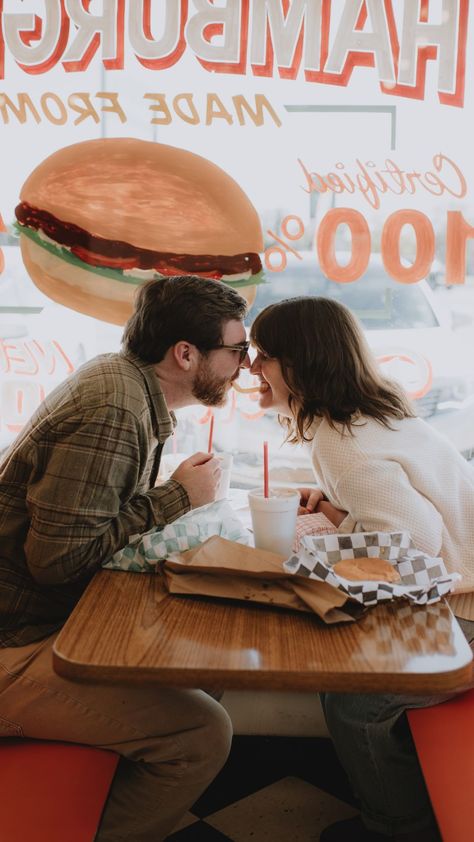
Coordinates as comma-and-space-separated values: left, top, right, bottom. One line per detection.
0, 275, 250, 841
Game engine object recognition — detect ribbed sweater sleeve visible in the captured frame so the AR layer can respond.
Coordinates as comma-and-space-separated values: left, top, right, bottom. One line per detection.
333, 458, 443, 557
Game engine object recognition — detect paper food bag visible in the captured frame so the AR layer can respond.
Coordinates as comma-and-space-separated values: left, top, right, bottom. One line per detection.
166, 535, 288, 578
163, 536, 361, 624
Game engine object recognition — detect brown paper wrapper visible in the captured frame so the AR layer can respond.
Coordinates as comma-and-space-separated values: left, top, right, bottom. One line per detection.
163, 536, 359, 624
166, 535, 288, 577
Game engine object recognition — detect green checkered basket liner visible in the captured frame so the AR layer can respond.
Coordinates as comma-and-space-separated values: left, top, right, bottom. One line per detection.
103, 500, 249, 573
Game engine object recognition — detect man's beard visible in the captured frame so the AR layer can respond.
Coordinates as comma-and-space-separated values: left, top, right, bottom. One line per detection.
192, 356, 235, 407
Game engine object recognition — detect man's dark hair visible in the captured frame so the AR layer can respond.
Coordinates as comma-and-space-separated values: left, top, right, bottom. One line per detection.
122, 275, 248, 363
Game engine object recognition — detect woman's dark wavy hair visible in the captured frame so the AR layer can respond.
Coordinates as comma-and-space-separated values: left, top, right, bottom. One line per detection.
122, 275, 247, 362
250, 296, 415, 442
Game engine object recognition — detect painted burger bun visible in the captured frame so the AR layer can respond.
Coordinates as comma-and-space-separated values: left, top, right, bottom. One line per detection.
15, 138, 264, 325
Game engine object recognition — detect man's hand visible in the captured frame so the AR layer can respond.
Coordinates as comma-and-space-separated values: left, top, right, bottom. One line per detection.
297, 487, 325, 515
171, 452, 221, 509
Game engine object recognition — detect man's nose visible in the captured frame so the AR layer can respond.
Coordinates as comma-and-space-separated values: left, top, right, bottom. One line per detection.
241, 352, 251, 369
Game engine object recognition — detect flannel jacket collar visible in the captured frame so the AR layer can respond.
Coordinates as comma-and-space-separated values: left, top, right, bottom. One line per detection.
120, 350, 176, 443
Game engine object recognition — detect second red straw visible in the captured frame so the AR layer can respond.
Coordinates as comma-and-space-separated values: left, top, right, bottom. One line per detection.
263, 440, 269, 498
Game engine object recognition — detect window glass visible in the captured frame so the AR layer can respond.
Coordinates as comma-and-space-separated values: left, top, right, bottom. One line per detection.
1, 4, 474, 491
164, 250, 474, 488
246, 260, 440, 331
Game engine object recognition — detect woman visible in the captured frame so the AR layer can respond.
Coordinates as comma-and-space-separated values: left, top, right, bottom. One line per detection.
249, 296, 474, 842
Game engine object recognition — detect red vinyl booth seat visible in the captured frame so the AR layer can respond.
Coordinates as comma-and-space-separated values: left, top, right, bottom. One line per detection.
0, 739, 119, 842
408, 688, 474, 841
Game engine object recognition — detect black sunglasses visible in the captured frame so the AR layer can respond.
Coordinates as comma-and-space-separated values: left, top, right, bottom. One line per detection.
204, 341, 250, 363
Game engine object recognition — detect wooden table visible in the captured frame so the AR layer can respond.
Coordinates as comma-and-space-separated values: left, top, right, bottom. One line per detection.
52, 570, 473, 694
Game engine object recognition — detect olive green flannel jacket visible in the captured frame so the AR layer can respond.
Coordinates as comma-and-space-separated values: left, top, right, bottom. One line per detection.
0, 351, 190, 646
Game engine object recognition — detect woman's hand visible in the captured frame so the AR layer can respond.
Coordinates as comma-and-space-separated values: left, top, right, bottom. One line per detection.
316, 500, 347, 527
297, 488, 347, 526
297, 487, 325, 515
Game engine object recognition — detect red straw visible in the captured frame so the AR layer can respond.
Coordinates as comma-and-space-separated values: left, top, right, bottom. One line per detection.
263, 440, 269, 498
208, 413, 215, 453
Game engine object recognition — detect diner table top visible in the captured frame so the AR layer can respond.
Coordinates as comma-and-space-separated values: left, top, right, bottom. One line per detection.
53, 568, 473, 695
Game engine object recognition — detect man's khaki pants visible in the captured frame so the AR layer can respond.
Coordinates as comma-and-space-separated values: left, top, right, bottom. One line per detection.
0, 633, 233, 841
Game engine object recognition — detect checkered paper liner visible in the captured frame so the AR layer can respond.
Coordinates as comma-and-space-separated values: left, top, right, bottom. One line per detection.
294, 512, 337, 550
103, 500, 249, 573
283, 531, 461, 607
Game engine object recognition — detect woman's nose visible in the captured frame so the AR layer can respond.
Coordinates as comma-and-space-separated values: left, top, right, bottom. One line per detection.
249, 355, 260, 375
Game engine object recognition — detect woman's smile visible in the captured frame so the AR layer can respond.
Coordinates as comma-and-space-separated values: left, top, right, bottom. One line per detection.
250, 353, 291, 415
257, 375, 273, 409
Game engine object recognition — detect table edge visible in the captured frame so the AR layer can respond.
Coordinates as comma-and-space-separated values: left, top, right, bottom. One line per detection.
52, 646, 473, 695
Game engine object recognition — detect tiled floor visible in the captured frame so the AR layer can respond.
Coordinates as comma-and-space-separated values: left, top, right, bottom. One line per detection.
167, 736, 358, 841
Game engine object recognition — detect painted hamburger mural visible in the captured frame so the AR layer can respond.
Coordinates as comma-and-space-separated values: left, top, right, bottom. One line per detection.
1, 1, 474, 475
14, 138, 264, 325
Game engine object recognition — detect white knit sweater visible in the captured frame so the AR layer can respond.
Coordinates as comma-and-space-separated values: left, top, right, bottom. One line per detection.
310, 414, 474, 614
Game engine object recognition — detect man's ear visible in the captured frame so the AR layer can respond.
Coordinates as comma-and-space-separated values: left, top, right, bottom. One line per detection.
172, 341, 198, 371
